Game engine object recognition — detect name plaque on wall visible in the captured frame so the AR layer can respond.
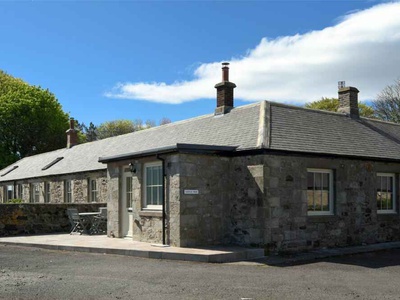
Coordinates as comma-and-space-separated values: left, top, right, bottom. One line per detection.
184, 189, 199, 195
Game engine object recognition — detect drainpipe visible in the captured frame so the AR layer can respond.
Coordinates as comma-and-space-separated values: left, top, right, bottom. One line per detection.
156, 154, 167, 245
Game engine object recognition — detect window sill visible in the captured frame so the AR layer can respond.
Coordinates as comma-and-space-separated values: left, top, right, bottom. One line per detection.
139, 210, 162, 218
307, 214, 337, 223
377, 211, 397, 215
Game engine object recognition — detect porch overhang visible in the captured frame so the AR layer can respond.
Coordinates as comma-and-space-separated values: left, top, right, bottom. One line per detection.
98, 143, 238, 163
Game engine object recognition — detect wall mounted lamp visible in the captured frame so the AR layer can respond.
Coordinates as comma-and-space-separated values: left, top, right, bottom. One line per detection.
129, 162, 138, 174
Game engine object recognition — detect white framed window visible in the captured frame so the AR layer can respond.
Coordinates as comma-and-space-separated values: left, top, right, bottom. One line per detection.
125, 176, 133, 208
30, 183, 40, 203
143, 162, 163, 210
307, 169, 334, 215
89, 179, 98, 202
377, 173, 396, 214
6, 185, 14, 201
17, 184, 23, 199
2, 185, 13, 203
64, 180, 73, 203
44, 182, 51, 203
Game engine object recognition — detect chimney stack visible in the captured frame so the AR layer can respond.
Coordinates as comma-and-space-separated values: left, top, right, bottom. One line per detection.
214, 62, 236, 115
338, 83, 359, 119
66, 118, 78, 148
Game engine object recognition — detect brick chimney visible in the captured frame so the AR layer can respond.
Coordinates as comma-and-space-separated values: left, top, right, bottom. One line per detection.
338, 85, 359, 119
214, 62, 236, 115
66, 118, 78, 148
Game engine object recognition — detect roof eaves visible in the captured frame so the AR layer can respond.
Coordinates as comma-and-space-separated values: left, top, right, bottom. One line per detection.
98, 144, 239, 164
98, 145, 179, 163
176, 143, 238, 154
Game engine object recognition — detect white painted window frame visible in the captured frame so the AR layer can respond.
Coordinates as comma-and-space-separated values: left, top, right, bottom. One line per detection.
6, 185, 14, 202
143, 161, 163, 211
307, 168, 334, 216
64, 180, 73, 203
44, 182, 51, 203
31, 183, 40, 203
89, 178, 98, 203
17, 184, 23, 199
377, 173, 396, 214
125, 174, 133, 209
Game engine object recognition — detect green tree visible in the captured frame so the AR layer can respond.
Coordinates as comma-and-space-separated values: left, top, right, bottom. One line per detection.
97, 119, 136, 139
0, 71, 69, 169
74, 120, 88, 144
305, 97, 375, 118
372, 79, 400, 123
85, 122, 98, 142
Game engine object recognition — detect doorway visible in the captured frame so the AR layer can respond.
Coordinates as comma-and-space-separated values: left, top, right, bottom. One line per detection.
121, 170, 133, 238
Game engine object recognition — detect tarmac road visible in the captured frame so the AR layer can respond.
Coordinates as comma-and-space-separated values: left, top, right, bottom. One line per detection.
1, 244, 400, 300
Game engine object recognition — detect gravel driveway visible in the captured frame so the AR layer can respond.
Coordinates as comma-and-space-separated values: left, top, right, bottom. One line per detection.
1, 244, 400, 300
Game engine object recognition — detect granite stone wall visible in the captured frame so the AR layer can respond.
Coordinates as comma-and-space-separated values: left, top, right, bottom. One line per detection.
105, 152, 400, 252
260, 155, 400, 253
0, 203, 106, 236
176, 154, 230, 247
0, 171, 107, 204
174, 153, 400, 251
106, 164, 120, 238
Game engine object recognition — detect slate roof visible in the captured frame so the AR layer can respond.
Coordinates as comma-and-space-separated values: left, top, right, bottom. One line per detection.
1, 100, 400, 182
270, 103, 400, 160
0, 103, 261, 182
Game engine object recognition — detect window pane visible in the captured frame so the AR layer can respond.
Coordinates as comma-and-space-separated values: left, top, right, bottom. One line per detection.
314, 190, 322, 211
307, 190, 315, 211
315, 173, 322, 190
146, 186, 151, 205
322, 173, 329, 190
144, 164, 163, 208
379, 176, 387, 192
388, 176, 393, 192
307, 172, 314, 189
157, 186, 163, 205
147, 168, 152, 186
321, 191, 329, 211
377, 174, 395, 212
388, 192, 393, 210
307, 170, 332, 214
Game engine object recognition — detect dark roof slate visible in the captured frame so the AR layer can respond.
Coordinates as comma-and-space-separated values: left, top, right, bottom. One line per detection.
269, 103, 400, 160
1, 100, 400, 183
0, 103, 261, 182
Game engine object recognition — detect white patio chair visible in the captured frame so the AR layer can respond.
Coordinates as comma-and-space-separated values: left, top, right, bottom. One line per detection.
90, 207, 107, 234
66, 208, 87, 235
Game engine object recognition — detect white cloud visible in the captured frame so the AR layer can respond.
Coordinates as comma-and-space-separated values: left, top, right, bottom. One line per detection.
105, 2, 400, 104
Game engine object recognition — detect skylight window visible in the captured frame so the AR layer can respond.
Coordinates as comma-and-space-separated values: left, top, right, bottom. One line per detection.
1, 165, 18, 177
42, 157, 64, 171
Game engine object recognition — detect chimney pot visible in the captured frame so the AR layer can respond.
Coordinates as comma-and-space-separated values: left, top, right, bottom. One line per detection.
214, 63, 236, 115
222, 62, 229, 81
338, 86, 360, 118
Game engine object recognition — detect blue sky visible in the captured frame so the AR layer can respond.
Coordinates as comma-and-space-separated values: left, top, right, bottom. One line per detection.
1, 1, 399, 126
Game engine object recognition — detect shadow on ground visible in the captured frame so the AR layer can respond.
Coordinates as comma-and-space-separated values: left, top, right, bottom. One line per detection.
250, 248, 400, 269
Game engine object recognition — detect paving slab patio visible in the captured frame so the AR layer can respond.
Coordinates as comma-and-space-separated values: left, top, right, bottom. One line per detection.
0, 234, 265, 263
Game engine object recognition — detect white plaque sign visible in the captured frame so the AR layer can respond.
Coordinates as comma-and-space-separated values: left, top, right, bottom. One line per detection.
184, 189, 199, 195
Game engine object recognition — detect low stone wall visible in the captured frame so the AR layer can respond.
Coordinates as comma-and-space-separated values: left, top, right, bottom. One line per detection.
0, 203, 106, 236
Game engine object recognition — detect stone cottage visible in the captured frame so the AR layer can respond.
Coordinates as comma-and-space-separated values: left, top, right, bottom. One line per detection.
0, 119, 108, 204
1, 63, 400, 252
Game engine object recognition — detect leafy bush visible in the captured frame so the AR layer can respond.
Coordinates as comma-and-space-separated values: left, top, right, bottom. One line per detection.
7, 198, 23, 204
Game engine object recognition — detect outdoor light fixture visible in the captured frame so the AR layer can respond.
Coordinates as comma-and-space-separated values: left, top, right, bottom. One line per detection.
129, 162, 137, 174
